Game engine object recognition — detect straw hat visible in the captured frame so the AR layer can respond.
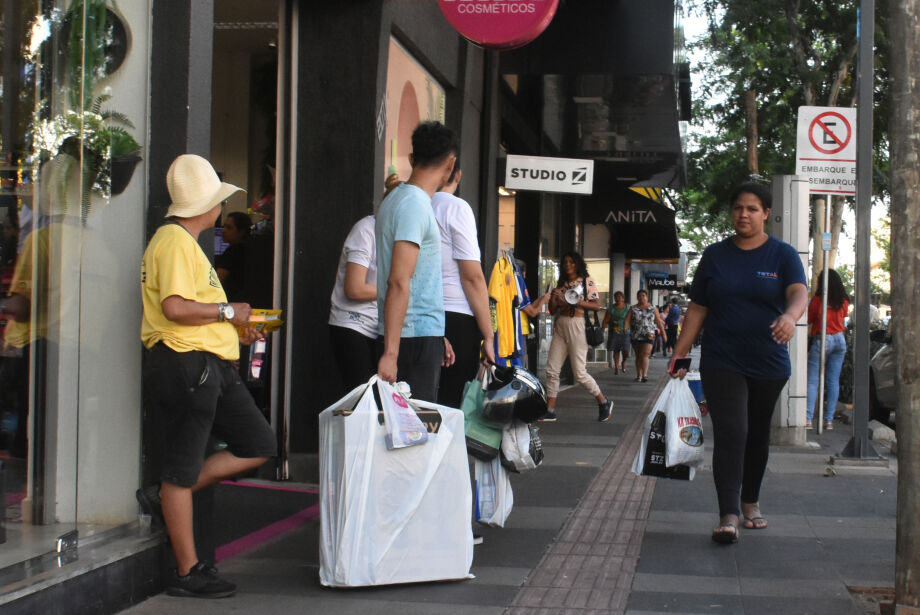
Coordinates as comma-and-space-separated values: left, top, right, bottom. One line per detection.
166, 154, 244, 218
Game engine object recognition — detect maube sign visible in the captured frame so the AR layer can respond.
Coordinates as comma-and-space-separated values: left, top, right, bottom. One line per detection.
438, 0, 560, 50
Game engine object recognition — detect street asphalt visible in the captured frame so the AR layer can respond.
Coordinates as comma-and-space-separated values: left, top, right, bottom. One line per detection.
123, 347, 896, 615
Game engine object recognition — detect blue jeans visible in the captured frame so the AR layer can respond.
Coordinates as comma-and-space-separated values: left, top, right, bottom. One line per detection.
806, 332, 847, 422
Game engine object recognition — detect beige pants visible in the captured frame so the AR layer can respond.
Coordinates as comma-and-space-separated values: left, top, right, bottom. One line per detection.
545, 315, 602, 399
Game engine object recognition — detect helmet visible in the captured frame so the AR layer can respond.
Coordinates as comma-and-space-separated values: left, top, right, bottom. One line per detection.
481, 366, 548, 425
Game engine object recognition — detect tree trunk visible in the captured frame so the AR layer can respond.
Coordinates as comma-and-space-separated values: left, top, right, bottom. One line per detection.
744, 89, 759, 175
889, 0, 920, 608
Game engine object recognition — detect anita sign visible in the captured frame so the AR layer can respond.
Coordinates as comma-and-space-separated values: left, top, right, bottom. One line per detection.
438, 0, 560, 50
605, 209, 658, 224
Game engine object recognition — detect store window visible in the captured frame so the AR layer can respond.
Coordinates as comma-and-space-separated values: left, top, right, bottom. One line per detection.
1, 0, 148, 572
384, 37, 446, 182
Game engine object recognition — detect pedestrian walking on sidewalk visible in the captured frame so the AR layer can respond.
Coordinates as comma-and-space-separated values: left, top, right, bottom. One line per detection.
543, 252, 614, 422
625, 289, 666, 383
668, 181, 808, 544
602, 291, 630, 374
664, 297, 681, 356
139, 154, 277, 598
805, 268, 849, 430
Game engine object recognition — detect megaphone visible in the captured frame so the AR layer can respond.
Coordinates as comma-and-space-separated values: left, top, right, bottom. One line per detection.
564, 285, 583, 305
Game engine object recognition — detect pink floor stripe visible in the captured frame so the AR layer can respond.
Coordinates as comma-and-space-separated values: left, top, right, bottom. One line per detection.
215, 504, 319, 563
219, 480, 318, 495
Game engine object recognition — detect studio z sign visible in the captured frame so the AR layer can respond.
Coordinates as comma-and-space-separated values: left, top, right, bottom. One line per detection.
504, 155, 594, 195
438, 0, 559, 50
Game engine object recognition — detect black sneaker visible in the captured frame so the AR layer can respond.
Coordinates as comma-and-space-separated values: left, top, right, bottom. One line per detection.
538, 410, 557, 422
473, 534, 484, 545
598, 400, 613, 422
167, 561, 236, 599
136, 484, 164, 527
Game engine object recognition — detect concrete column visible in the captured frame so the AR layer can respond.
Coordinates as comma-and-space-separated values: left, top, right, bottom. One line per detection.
769, 176, 810, 445
611, 253, 626, 297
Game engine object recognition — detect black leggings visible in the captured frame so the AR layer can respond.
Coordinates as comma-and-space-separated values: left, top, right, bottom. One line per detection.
700, 369, 787, 518
329, 325, 377, 392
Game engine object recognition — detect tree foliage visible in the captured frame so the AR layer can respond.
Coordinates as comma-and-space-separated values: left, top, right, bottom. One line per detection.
677, 0, 890, 259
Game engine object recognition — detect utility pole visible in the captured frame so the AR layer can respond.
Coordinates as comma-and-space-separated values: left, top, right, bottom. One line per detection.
889, 0, 920, 610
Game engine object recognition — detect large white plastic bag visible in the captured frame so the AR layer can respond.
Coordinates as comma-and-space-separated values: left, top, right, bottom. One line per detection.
376, 378, 428, 449
662, 378, 704, 468
474, 456, 513, 527
319, 377, 474, 587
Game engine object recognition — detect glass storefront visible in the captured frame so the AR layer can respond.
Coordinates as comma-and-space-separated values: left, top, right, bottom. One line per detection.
383, 37, 447, 183
1, 0, 149, 569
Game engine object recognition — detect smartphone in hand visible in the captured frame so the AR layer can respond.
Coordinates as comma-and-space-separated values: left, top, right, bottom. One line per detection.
670, 357, 691, 374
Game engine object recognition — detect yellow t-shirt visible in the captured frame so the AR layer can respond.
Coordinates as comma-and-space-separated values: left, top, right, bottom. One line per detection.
4, 228, 49, 349
488, 256, 518, 358
141, 224, 239, 360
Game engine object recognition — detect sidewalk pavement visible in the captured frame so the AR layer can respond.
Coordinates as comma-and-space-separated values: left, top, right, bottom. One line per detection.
124, 349, 896, 615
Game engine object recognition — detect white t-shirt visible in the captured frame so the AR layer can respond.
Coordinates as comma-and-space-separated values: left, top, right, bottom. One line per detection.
328, 215, 378, 338
431, 191, 481, 316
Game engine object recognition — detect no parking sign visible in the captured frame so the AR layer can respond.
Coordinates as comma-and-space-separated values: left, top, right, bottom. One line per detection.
795, 106, 857, 195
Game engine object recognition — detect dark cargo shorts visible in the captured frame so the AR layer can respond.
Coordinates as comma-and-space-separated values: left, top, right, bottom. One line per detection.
144, 343, 277, 487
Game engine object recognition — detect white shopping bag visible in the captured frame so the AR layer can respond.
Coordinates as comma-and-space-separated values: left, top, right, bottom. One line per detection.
630, 378, 701, 480
474, 456, 513, 527
662, 378, 705, 468
319, 376, 473, 587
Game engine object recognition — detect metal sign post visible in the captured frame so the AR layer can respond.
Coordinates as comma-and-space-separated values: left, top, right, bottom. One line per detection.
839, 0, 881, 461
816, 198, 831, 434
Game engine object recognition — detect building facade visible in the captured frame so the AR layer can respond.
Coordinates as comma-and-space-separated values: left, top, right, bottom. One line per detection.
0, 1, 686, 610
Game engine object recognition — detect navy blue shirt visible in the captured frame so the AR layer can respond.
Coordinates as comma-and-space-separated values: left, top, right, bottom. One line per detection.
690, 236, 807, 379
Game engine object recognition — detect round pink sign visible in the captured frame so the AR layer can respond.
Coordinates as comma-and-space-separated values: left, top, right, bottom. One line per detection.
438, 0, 560, 50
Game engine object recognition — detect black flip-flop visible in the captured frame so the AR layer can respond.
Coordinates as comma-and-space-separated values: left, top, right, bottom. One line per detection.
712, 524, 739, 544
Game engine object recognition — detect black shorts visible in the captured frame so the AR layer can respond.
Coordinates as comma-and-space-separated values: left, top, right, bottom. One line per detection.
144, 343, 277, 487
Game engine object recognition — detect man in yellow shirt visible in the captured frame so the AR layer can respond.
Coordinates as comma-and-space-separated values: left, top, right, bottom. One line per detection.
138, 155, 276, 599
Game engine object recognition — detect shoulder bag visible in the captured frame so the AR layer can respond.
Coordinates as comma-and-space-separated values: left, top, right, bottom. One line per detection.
584, 310, 605, 347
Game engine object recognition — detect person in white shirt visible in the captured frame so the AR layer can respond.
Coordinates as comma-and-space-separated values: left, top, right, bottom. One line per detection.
431, 165, 495, 408
328, 215, 378, 391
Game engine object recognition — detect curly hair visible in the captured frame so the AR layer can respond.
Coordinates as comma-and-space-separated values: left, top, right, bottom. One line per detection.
557, 251, 589, 286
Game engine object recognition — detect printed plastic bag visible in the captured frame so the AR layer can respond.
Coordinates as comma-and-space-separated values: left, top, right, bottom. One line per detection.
662, 378, 705, 468
376, 378, 428, 450
631, 409, 694, 480
474, 456, 514, 527
500, 419, 544, 473
631, 378, 703, 480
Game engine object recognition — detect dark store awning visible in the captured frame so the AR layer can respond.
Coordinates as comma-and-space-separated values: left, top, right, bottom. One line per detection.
582, 187, 680, 262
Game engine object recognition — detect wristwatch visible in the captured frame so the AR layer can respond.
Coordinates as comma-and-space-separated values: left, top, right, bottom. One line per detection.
217, 302, 235, 322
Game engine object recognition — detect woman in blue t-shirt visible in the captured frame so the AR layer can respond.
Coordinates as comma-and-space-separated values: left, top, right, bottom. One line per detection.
668, 182, 808, 545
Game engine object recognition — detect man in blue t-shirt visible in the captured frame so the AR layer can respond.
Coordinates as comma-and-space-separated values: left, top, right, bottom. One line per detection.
376, 122, 458, 402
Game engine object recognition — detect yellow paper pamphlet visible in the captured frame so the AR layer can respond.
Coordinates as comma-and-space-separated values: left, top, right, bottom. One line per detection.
248, 309, 284, 333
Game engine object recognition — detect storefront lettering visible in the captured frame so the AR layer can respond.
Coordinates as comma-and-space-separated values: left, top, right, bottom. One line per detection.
605, 209, 658, 224
438, 0, 559, 50
456, 1, 538, 14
